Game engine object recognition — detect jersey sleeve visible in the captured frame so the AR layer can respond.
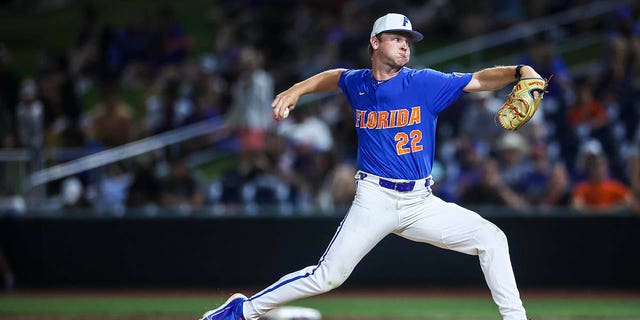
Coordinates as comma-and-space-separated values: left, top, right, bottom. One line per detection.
419, 69, 472, 114
338, 69, 356, 96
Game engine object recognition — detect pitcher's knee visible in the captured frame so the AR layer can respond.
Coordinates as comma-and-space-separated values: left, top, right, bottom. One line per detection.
326, 272, 349, 291
475, 223, 508, 251
328, 267, 352, 289
316, 265, 351, 293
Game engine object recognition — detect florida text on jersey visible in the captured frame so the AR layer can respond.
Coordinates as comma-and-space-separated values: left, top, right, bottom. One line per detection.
338, 67, 472, 180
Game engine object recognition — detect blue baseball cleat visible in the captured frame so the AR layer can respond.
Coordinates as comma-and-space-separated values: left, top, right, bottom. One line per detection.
200, 293, 247, 320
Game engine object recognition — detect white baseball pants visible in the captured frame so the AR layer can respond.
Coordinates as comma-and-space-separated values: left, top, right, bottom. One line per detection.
243, 172, 526, 320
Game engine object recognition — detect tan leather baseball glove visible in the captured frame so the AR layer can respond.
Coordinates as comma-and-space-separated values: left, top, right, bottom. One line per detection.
495, 78, 548, 131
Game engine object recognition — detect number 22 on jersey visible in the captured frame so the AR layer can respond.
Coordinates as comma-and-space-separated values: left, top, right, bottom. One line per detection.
395, 129, 423, 155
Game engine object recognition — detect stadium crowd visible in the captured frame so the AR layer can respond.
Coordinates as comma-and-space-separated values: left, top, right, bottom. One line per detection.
0, 0, 639, 216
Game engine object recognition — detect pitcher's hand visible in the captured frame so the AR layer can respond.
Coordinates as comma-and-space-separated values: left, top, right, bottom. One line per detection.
272, 90, 299, 121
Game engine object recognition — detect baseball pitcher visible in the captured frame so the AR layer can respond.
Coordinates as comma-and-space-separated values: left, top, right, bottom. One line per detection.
200, 13, 546, 320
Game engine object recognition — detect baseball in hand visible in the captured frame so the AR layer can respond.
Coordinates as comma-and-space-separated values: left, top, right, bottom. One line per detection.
282, 108, 290, 118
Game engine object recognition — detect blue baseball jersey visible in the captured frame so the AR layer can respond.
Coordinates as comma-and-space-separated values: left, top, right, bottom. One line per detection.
338, 67, 472, 180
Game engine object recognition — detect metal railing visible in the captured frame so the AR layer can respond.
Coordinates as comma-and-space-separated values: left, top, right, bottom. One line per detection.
25, 117, 228, 189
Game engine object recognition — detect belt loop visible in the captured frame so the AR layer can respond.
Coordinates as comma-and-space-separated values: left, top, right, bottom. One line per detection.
358, 172, 368, 180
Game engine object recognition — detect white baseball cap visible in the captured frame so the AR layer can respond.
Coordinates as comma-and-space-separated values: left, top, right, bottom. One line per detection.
371, 13, 424, 42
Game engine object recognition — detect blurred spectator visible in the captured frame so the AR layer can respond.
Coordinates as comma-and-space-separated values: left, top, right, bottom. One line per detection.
59, 122, 89, 149
598, 86, 626, 159
185, 77, 224, 125
316, 162, 357, 211
149, 4, 191, 70
520, 142, 572, 209
492, 0, 525, 28
430, 161, 456, 203
626, 21, 640, 138
277, 106, 333, 153
302, 150, 337, 210
116, 9, 154, 88
214, 168, 244, 207
0, 60, 26, 200
459, 91, 502, 143
323, 95, 357, 162
126, 162, 161, 211
69, 4, 106, 81
96, 162, 132, 215
0, 43, 19, 148
180, 76, 229, 153
599, 7, 640, 143
201, 8, 241, 77
144, 69, 194, 136
600, 5, 639, 90
36, 52, 83, 148
518, 33, 572, 105
248, 133, 294, 208
600, 34, 628, 93
629, 128, 640, 211
0, 185, 26, 216
16, 79, 45, 205
277, 106, 336, 208
519, 142, 553, 203
455, 2, 492, 38
451, 137, 486, 201
16, 79, 44, 152
538, 163, 572, 209
459, 158, 528, 210
571, 154, 633, 214
214, 133, 292, 212
574, 138, 605, 180
159, 158, 204, 213
495, 132, 531, 191
59, 176, 88, 209
84, 81, 135, 147
227, 47, 275, 154
568, 78, 609, 140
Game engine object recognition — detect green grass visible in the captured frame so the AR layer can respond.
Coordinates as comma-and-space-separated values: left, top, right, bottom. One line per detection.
1, 294, 639, 318
0, 296, 208, 316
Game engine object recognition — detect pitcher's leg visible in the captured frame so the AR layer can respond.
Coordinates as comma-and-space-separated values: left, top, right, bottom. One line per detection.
473, 219, 524, 320
396, 195, 526, 320
245, 182, 397, 320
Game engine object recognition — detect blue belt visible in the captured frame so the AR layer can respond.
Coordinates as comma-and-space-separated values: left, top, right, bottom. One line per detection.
358, 172, 425, 192
378, 179, 416, 192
